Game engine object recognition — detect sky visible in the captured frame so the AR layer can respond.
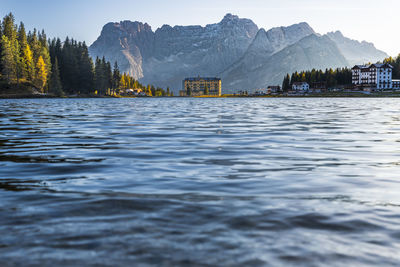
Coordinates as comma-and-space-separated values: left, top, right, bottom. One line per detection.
1, 0, 399, 56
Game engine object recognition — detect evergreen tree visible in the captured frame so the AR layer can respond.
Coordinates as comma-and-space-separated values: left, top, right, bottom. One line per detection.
2, 13, 17, 41
282, 74, 290, 91
17, 22, 33, 80
94, 57, 103, 94
105, 60, 112, 93
112, 61, 121, 90
77, 42, 94, 94
49, 58, 63, 96
0, 35, 16, 83
35, 56, 48, 91
204, 84, 209, 95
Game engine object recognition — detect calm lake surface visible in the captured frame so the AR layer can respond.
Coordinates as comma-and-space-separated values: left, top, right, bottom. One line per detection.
1, 98, 400, 266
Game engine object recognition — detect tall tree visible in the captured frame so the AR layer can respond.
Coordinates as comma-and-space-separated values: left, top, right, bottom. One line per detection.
17, 22, 31, 80
112, 62, 121, 89
2, 13, 17, 41
49, 57, 63, 96
35, 56, 47, 92
77, 42, 94, 94
282, 74, 290, 91
0, 35, 16, 83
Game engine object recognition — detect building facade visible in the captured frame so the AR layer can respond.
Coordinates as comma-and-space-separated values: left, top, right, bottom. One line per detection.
182, 77, 222, 96
393, 80, 400, 90
292, 82, 309, 92
352, 63, 393, 90
267, 86, 281, 94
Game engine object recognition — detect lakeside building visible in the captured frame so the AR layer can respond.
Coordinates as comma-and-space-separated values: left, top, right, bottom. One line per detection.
352, 63, 394, 90
292, 82, 310, 92
393, 80, 400, 90
267, 86, 281, 94
181, 77, 222, 96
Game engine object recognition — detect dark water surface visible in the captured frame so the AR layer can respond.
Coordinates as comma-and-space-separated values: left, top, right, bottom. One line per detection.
1, 98, 400, 266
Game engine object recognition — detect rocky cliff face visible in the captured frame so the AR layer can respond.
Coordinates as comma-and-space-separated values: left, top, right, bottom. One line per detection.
221, 34, 349, 91
89, 14, 388, 93
326, 31, 388, 66
223, 22, 316, 77
90, 21, 154, 79
142, 14, 259, 90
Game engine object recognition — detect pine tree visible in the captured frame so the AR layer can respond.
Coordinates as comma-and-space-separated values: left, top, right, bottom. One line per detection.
77, 42, 94, 94
282, 74, 290, 92
186, 85, 191, 96
204, 84, 209, 95
49, 58, 63, 96
18, 22, 30, 80
2, 13, 17, 41
105, 61, 112, 93
112, 62, 121, 90
0, 35, 16, 83
35, 56, 47, 92
94, 57, 102, 94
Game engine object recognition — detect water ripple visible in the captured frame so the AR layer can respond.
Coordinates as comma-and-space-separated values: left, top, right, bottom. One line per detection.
1, 98, 400, 266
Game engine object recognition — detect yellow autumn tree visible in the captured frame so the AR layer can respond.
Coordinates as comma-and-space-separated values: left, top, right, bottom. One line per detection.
120, 74, 127, 89
23, 44, 35, 81
147, 85, 152, 96
35, 56, 47, 92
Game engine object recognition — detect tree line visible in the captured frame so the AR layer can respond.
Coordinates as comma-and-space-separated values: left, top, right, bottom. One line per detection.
282, 54, 400, 92
282, 68, 352, 91
0, 13, 51, 92
0, 13, 172, 96
383, 55, 400, 79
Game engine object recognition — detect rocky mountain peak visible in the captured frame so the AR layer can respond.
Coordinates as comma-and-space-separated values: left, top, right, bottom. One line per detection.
101, 20, 153, 36
221, 13, 239, 23
325, 30, 388, 65
89, 15, 388, 93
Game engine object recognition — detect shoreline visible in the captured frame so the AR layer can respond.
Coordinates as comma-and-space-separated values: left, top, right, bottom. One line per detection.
2, 93, 400, 99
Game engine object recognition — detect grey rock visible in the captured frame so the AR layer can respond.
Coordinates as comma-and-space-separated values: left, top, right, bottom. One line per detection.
221, 34, 349, 92
89, 14, 388, 93
326, 31, 388, 66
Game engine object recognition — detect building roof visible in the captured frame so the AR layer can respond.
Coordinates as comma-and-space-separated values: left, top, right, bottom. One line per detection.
352, 63, 393, 70
184, 77, 221, 81
293, 82, 309, 86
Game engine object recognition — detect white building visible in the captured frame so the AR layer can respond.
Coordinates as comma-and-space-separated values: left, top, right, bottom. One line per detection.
393, 80, 400, 90
267, 86, 281, 94
352, 63, 393, 90
292, 82, 309, 92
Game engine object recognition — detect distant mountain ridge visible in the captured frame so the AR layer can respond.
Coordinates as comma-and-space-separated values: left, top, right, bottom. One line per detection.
326, 31, 388, 66
89, 14, 388, 93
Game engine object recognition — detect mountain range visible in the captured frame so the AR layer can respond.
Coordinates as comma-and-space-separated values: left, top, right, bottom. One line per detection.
89, 14, 388, 93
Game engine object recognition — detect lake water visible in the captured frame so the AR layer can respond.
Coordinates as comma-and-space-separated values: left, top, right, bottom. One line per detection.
1, 98, 400, 266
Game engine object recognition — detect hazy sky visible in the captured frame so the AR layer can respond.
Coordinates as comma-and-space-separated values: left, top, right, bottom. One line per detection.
1, 0, 399, 56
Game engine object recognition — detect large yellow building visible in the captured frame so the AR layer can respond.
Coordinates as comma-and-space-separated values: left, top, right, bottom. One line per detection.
181, 77, 222, 96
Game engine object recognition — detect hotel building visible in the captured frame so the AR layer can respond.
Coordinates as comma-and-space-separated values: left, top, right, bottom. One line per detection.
352, 63, 393, 90
182, 77, 222, 96
292, 82, 310, 92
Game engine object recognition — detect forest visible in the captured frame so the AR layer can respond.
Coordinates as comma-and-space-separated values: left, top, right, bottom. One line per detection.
0, 13, 171, 97
282, 55, 400, 91
281, 68, 353, 91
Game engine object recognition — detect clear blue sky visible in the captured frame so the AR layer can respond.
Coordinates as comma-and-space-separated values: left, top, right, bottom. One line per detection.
1, 0, 399, 56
